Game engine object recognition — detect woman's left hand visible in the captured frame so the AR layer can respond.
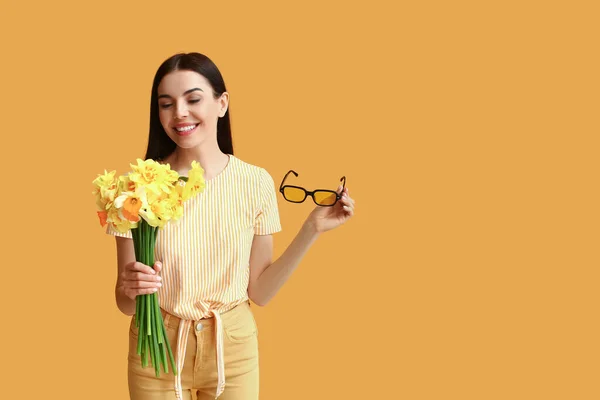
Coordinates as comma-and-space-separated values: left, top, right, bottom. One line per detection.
305, 186, 355, 234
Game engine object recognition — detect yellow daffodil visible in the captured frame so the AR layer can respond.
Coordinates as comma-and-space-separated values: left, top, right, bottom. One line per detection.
166, 181, 185, 221
93, 157, 206, 378
114, 186, 148, 223
182, 161, 206, 201
106, 207, 137, 233
140, 198, 173, 228
129, 158, 177, 196
119, 174, 137, 193
92, 170, 118, 211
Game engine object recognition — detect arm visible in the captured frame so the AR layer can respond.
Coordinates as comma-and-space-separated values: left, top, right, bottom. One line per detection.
247, 221, 319, 306
247, 185, 355, 306
115, 237, 137, 316
114, 237, 163, 316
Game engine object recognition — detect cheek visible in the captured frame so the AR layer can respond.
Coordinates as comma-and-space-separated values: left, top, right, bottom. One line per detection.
158, 110, 171, 129
190, 106, 206, 121
192, 105, 219, 124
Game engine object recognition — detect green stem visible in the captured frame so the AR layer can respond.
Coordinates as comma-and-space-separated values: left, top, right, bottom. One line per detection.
141, 314, 147, 368
150, 297, 159, 376
154, 295, 168, 374
144, 332, 150, 368
137, 296, 144, 356
162, 318, 177, 375
160, 340, 168, 374
130, 219, 175, 375
146, 293, 151, 337
154, 295, 164, 344
135, 294, 140, 328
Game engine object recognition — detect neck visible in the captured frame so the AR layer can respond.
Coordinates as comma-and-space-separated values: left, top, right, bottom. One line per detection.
170, 142, 230, 180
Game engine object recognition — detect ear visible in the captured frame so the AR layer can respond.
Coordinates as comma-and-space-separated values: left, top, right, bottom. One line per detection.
218, 92, 229, 118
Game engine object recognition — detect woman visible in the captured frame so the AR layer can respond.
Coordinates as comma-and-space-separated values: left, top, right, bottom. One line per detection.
107, 52, 356, 400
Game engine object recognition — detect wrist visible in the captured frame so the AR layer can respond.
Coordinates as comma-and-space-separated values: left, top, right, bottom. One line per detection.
302, 219, 321, 237
115, 284, 136, 316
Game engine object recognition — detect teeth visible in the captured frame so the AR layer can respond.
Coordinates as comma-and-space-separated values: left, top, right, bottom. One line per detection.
175, 125, 196, 132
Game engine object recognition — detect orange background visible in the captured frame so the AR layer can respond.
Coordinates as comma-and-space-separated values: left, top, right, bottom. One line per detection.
1, 1, 599, 399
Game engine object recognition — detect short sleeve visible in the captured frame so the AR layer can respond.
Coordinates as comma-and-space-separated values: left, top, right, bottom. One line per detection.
254, 168, 282, 235
106, 222, 133, 239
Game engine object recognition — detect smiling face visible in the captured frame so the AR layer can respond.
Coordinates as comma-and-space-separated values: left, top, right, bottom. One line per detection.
157, 70, 228, 149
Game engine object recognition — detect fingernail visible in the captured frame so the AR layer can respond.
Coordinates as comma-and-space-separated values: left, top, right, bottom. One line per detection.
152, 288, 158, 292
158, 283, 162, 287
157, 276, 162, 281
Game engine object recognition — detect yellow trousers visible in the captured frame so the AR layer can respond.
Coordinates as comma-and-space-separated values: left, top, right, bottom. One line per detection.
128, 301, 259, 400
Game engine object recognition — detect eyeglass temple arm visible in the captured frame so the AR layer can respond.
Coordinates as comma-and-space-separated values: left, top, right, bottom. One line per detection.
279, 170, 299, 191
339, 176, 346, 194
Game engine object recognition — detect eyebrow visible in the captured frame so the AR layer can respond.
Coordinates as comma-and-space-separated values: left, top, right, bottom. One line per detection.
158, 88, 203, 99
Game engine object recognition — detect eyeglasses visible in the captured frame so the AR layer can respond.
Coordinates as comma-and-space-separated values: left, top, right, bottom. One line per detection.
279, 170, 346, 207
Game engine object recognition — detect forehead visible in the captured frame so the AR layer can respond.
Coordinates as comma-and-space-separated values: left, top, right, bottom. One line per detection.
158, 70, 212, 96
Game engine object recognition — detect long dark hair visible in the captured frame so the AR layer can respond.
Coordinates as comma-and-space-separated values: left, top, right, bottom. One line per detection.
144, 52, 234, 161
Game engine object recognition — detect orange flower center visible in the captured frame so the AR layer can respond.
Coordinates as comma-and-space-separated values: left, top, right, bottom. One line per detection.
123, 197, 142, 222
143, 171, 157, 182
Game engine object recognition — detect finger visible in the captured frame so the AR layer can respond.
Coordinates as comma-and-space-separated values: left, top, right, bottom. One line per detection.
126, 287, 159, 300
337, 185, 343, 194
344, 191, 354, 205
128, 280, 162, 289
154, 261, 162, 275
341, 193, 355, 207
125, 271, 162, 282
138, 287, 159, 295
130, 261, 156, 275
342, 205, 354, 217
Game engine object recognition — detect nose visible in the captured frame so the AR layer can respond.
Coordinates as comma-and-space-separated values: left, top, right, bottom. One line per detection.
174, 100, 189, 119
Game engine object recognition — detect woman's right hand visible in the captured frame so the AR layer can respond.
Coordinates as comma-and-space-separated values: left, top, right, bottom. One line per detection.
121, 261, 163, 300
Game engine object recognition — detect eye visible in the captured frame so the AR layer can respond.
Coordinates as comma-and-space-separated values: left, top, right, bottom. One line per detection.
159, 104, 172, 109
189, 99, 200, 104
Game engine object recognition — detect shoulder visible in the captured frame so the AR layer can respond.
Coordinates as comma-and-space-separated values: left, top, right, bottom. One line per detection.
229, 156, 276, 183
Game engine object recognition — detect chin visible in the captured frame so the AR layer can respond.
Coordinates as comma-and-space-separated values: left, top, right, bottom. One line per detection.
171, 137, 196, 147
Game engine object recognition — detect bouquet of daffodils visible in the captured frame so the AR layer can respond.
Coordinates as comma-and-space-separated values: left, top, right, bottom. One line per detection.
92, 158, 205, 377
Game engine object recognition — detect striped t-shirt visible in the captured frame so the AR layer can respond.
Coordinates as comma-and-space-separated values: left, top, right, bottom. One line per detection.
107, 154, 282, 319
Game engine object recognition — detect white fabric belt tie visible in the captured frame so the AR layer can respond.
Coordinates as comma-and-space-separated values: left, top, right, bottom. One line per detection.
174, 310, 225, 399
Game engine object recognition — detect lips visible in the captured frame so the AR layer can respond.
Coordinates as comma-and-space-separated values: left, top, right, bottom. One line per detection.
173, 124, 199, 136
